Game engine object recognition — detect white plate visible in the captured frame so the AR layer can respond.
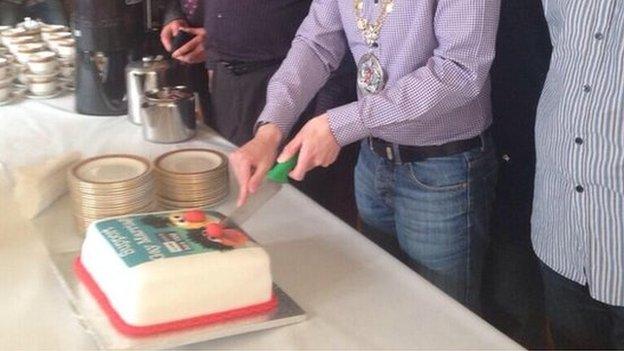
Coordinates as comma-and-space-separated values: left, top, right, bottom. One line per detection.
156, 149, 226, 174
25, 85, 65, 99
73, 155, 150, 184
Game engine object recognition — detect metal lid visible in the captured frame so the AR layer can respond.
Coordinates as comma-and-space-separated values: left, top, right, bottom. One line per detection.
144, 86, 193, 102
126, 55, 170, 74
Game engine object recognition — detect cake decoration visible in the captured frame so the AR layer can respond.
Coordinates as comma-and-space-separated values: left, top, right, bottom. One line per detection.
94, 209, 252, 267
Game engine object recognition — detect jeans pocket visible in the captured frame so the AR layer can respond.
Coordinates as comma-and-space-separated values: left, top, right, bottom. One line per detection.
406, 153, 469, 192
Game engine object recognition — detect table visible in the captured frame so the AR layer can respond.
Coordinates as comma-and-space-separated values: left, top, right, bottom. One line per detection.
0, 96, 521, 350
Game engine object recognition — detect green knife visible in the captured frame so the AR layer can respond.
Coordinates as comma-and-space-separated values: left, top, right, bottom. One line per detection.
219, 156, 298, 228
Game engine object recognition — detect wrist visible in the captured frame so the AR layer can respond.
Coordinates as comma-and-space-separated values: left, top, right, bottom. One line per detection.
256, 123, 283, 146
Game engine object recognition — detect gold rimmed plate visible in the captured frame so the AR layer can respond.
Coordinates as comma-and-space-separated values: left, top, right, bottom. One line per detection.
71, 155, 151, 185
154, 149, 227, 176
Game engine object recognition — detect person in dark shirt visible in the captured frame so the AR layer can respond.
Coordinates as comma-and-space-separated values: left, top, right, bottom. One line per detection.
481, 0, 552, 348
160, 0, 358, 225
160, 0, 210, 125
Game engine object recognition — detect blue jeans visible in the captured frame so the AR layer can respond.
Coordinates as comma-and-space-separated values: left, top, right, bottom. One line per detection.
541, 262, 624, 349
355, 135, 497, 311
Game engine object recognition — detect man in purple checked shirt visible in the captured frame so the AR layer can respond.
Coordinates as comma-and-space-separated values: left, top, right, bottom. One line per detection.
231, 0, 501, 311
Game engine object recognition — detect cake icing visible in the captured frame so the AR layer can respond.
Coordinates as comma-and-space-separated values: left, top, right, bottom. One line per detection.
76, 209, 275, 336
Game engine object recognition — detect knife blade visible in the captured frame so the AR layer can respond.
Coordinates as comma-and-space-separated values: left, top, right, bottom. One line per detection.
220, 156, 298, 228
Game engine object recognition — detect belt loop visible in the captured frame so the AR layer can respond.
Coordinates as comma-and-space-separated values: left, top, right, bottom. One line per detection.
479, 133, 486, 152
392, 143, 403, 165
368, 137, 374, 152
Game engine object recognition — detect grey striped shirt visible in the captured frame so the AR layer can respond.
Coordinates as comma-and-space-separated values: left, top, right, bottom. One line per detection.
532, 0, 624, 306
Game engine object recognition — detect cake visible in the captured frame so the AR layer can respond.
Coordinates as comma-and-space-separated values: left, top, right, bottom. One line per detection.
74, 209, 276, 337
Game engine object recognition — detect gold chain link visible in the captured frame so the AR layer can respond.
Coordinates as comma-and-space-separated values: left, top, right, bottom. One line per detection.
354, 0, 395, 47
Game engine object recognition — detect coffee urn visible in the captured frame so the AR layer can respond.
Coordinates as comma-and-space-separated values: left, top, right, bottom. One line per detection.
73, 0, 144, 115
126, 55, 170, 124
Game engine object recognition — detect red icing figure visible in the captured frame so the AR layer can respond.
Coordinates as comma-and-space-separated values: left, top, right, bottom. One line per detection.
183, 210, 206, 223
203, 223, 248, 248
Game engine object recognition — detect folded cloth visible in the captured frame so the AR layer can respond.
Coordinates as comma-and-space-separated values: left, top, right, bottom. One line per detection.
13, 151, 81, 219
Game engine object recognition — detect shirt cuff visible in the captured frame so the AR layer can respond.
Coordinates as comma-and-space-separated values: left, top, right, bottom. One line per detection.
256, 103, 298, 139
327, 102, 370, 146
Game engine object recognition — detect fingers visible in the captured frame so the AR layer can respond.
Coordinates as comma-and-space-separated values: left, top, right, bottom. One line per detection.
172, 34, 203, 59
176, 44, 205, 64
161, 20, 186, 52
248, 162, 271, 194
230, 153, 252, 207
179, 27, 205, 36
290, 144, 315, 181
277, 136, 301, 163
160, 27, 173, 52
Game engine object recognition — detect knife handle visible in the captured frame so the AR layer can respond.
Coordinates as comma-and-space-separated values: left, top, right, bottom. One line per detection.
266, 155, 298, 183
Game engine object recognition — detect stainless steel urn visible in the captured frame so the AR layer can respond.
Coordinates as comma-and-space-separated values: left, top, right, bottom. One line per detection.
125, 55, 170, 124
141, 86, 197, 143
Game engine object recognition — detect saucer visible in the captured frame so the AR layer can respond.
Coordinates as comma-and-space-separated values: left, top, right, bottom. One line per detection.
0, 87, 26, 106
25, 85, 65, 99
58, 77, 74, 91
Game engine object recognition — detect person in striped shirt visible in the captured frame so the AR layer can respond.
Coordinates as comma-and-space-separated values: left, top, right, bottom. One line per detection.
532, 1, 624, 348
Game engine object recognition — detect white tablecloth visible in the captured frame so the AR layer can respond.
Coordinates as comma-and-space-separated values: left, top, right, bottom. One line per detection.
0, 96, 520, 350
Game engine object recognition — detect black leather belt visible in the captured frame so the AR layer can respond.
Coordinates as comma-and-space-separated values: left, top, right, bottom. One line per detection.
219, 59, 282, 76
369, 131, 487, 163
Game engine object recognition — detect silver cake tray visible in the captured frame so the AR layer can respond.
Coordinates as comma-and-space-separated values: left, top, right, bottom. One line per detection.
49, 250, 306, 350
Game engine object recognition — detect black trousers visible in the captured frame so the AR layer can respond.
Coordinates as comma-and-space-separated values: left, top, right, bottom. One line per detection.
169, 62, 211, 125
209, 60, 359, 226
541, 262, 624, 350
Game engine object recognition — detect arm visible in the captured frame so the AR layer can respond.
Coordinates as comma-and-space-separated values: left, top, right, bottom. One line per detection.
162, 0, 185, 25
327, 0, 501, 145
257, 0, 348, 138
229, 0, 347, 206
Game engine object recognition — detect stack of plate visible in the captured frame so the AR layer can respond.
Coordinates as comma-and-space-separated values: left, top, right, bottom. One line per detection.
68, 155, 156, 231
154, 149, 229, 210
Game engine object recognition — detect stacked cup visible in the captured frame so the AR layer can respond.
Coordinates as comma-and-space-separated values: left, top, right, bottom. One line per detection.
68, 155, 157, 232
0, 57, 14, 103
0, 19, 74, 100
154, 149, 230, 210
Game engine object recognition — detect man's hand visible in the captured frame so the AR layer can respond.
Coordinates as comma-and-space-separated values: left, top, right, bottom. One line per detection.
160, 19, 187, 52
278, 114, 340, 181
229, 124, 283, 207
172, 27, 207, 64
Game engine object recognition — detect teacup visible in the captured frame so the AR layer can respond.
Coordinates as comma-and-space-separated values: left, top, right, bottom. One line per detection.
0, 82, 11, 102
55, 39, 75, 58
59, 63, 74, 78
45, 32, 72, 43
0, 74, 13, 87
40, 25, 69, 41
26, 51, 58, 74
28, 77, 57, 96
0, 57, 10, 80
5, 35, 40, 53
1, 28, 39, 46
15, 43, 46, 63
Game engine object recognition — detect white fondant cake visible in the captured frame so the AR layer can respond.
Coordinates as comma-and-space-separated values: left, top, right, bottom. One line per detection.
78, 209, 273, 330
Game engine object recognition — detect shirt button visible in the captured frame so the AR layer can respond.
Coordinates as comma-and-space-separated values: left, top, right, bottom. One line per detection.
217, 13, 223, 18
502, 154, 511, 162
576, 185, 585, 193
575, 137, 584, 145
594, 32, 604, 40
583, 84, 592, 93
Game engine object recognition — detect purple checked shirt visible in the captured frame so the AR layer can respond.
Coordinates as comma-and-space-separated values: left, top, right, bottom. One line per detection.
258, 0, 501, 147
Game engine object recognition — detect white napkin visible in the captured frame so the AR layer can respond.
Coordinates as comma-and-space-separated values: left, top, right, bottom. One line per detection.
13, 151, 81, 219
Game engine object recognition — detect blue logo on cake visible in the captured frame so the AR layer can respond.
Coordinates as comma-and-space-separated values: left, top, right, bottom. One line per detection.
96, 210, 251, 267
